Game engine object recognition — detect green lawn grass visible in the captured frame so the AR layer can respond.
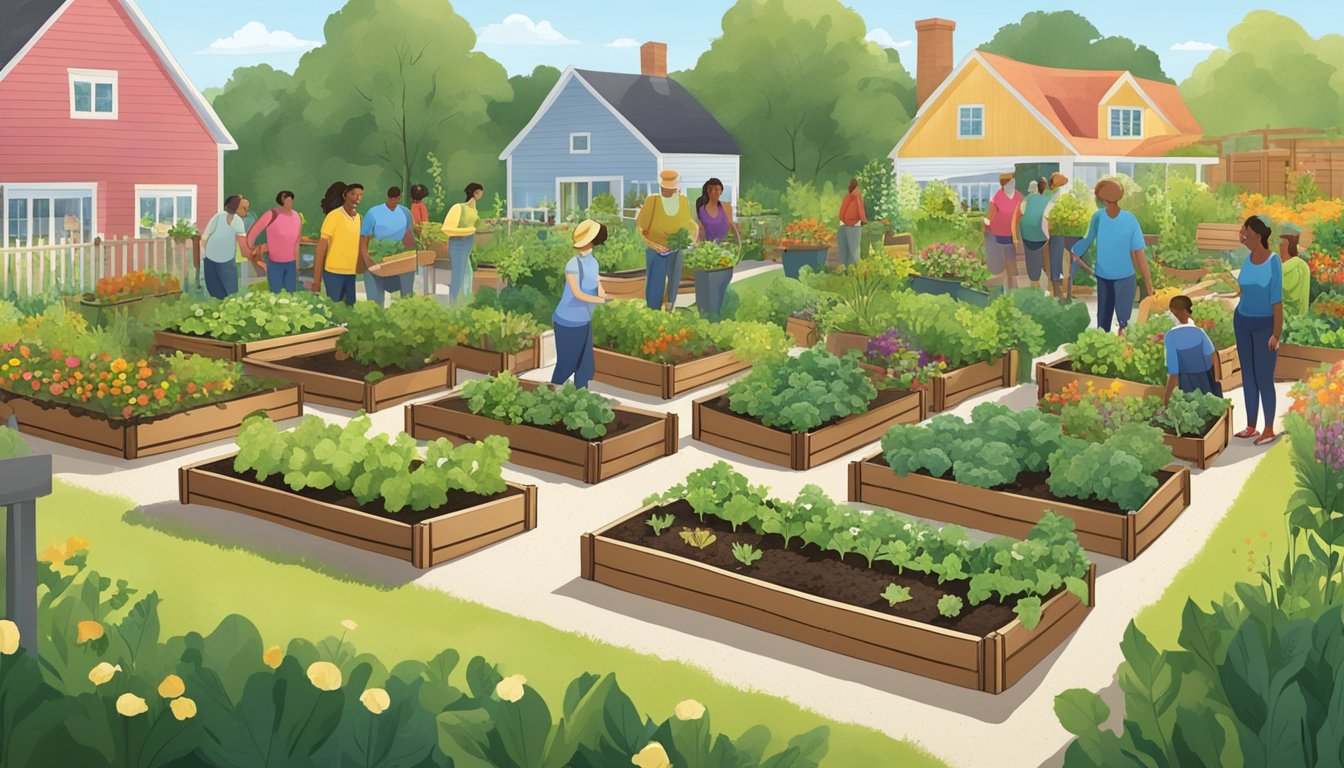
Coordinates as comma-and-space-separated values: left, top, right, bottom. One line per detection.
727, 266, 786, 301
1134, 441, 1292, 649
31, 479, 948, 768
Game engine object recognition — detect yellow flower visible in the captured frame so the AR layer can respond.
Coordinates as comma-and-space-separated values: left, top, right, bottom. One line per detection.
674, 699, 705, 721
116, 693, 148, 717
341, 619, 358, 632
67, 535, 89, 552
39, 543, 69, 564
89, 662, 122, 686
359, 688, 391, 715
306, 661, 342, 691
77, 620, 104, 644
158, 674, 185, 699
170, 697, 197, 720
262, 645, 283, 669
495, 674, 527, 703
0, 619, 19, 655
631, 742, 673, 768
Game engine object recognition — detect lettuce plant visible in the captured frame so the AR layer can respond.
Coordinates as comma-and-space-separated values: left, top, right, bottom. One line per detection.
461, 372, 616, 439
156, 291, 342, 343
726, 348, 877, 432
335, 296, 457, 371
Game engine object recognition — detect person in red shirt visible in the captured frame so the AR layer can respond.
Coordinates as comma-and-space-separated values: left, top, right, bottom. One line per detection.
837, 178, 867, 265
409, 184, 430, 229
984, 172, 1022, 292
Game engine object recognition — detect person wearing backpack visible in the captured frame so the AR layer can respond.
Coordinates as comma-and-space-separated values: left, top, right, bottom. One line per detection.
246, 191, 304, 292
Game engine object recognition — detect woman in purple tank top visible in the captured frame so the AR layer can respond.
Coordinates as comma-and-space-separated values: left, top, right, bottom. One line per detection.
695, 178, 740, 243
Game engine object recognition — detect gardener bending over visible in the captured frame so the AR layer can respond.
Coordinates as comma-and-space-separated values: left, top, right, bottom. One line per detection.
1163, 295, 1222, 404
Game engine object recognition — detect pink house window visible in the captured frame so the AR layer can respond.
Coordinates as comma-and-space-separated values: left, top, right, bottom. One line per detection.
68, 69, 118, 120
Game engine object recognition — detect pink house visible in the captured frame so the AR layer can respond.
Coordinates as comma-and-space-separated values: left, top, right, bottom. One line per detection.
0, 0, 235, 247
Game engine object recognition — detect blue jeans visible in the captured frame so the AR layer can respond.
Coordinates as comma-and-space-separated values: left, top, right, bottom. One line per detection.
1234, 311, 1277, 428
266, 258, 296, 292
1096, 275, 1136, 332
449, 235, 475, 304
324, 273, 357, 306
645, 248, 684, 310
363, 272, 386, 305
203, 259, 238, 299
837, 225, 861, 265
551, 321, 595, 388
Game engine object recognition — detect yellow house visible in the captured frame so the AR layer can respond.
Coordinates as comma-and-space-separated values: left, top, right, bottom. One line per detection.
892, 19, 1217, 207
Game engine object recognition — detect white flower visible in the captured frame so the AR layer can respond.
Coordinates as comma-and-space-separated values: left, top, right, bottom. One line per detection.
674, 699, 706, 720
341, 619, 358, 631
194, 309, 205, 317
903, 523, 913, 531
495, 674, 527, 702
848, 527, 861, 535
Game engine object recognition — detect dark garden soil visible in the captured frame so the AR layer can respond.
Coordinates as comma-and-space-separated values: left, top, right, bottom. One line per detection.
271, 350, 433, 380
0, 385, 287, 427
594, 344, 729, 367
604, 500, 1028, 635
432, 395, 660, 440
199, 456, 521, 525
700, 386, 916, 433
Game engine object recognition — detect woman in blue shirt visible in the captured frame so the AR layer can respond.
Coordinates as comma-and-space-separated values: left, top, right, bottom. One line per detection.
1233, 215, 1283, 445
551, 219, 609, 389
1070, 179, 1154, 333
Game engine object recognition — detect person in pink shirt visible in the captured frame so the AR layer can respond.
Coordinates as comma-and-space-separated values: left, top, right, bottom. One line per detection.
983, 172, 1021, 292
246, 190, 304, 292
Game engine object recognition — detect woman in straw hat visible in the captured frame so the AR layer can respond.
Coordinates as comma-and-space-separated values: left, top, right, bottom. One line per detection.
551, 219, 609, 389
984, 171, 1022, 292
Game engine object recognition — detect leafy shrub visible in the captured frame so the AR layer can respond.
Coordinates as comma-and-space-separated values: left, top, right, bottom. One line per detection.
1284, 312, 1344, 349
156, 291, 342, 343
1066, 303, 1232, 385
855, 157, 906, 231
471, 284, 555, 326
876, 291, 1043, 369
726, 348, 877, 432
806, 248, 913, 336
461, 372, 616, 439
1008, 288, 1091, 355
0, 424, 29, 459
1046, 423, 1174, 510
592, 301, 788, 365
734, 274, 823, 328
1048, 189, 1093, 239
234, 413, 508, 513
445, 305, 545, 354
335, 296, 457, 371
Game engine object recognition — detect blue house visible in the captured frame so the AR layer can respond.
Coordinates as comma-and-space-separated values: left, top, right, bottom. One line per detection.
499, 43, 741, 221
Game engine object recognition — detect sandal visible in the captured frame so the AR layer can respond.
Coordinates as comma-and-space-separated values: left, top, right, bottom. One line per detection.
1254, 433, 1279, 446
1234, 427, 1260, 439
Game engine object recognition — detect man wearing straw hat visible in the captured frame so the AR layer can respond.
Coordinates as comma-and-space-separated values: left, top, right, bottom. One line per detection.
636, 169, 698, 311
983, 171, 1022, 292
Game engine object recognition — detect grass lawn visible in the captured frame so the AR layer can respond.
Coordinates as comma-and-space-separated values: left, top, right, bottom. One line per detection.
1134, 440, 1292, 649
29, 479, 948, 768
728, 266, 787, 301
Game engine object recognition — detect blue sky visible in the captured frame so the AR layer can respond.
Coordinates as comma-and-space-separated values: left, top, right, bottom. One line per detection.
135, 0, 1339, 90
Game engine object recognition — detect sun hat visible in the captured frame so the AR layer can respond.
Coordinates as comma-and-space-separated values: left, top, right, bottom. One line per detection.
998, 172, 1015, 185
572, 219, 602, 249
1049, 172, 1069, 190
659, 170, 680, 190
1279, 222, 1302, 236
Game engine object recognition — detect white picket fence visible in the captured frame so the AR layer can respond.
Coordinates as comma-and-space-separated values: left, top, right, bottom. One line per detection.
0, 236, 201, 299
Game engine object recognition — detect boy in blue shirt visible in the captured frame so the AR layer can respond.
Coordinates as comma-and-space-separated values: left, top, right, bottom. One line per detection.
1163, 295, 1221, 403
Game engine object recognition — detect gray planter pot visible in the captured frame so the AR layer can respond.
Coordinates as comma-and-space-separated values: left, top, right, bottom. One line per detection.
694, 267, 734, 319
781, 247, 828, 279
910, 275, 959, 296
953, 285, 991, 307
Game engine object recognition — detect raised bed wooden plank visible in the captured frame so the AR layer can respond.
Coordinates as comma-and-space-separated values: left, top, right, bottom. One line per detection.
406, 395, 678, 484
154, 327, 345, 363
1, 386, 302, 460
582, 506, 1094, 693
929, 352, 1018, 412
446, 336, 542, 375
592, 348, 749, 399
847, 454, 1191, 561
1275, 343, 1344, 382
692, 388, 926, 470
180, 456, 537, 568
1163, 406, 1233, 470
243, 351, 455, 412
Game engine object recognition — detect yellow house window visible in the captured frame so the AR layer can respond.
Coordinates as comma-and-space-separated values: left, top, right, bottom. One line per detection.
1109, 107, 1143, 139
958, 105, 984, 139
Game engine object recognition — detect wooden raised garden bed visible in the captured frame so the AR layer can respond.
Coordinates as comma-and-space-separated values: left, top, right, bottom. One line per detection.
1275, 343, 1344, 382
827, 333, 1017, 413
445, 336, 542, 376
406, 392, 678, 484
692, 387, 926, 470
1165, 405, 1233, 470
592, 347, 749, 399
1037, 350, 1239, 402
472, 265, 502, 292
1, 386, 302, 460
153, 327, 345, 363
847, 453, 1191, 561
243, 349, 455, 412
785, 315, 819, 348
179, 454, 537, 568
581, 505, 1095, 693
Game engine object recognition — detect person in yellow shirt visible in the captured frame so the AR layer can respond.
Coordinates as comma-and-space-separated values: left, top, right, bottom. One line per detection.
635, 170, 698, 310
311, 181, 364, 305
442, 183, 483, 304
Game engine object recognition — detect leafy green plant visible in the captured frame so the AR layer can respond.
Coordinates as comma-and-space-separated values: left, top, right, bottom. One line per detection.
365, 238, 407, 263
726, 348, 877, 433
882, 584, 912, 606
156, 291, 342, 343
445, 305, 545, 354
335, 296, 458, 371
0, 424, 30, 459
683, 239, 740, 272
592, 301, 789, 365
1008, 288, 1091, 354
1048, 187, 1093, 238
593, 224, 646, 274
731, 543, 764, 567
461, 372, 616, 439
936, 595, 964, 618
1042, 381, 1231, 440
646, 513, 675, 536
1047, 423, 1174, 510
679, 528, 717, 549
734, 274, 824, 329
665, 228, 694, 253
912, 243, 992, 292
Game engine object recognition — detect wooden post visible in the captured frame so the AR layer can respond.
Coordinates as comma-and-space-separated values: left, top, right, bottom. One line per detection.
1, 416, 53, 659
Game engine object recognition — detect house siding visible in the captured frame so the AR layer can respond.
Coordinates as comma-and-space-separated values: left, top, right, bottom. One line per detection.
0, 0, 221, 238
1099, 81, 1175, 143
660, 154, 741, 206
509, 76, 657, 210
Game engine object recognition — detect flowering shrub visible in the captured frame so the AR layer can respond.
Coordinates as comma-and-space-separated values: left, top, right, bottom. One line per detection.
90, 270, 180, 304
911, 243, 992, 291
1041, 380, 1231, 440
774, 218, 833, 247
1237, 192, 1344, 229
1047, 191, 1093, 238
592, 301, 789, 365
863, 328, 947, 390
1307, 243, 1344, 294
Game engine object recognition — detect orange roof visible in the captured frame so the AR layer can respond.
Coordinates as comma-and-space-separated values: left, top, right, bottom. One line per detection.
975, 51, 1202, 156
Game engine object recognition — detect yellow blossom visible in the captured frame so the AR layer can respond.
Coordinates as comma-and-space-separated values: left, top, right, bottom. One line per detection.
262, 645, 283, 669
631, 742, 673, 768
0, 620, 19, 655
158, 674, 185, 699
170, 697, 197, 720
116, 693, 148, 717
359, 688, 391, 714
495, 674, 527, 703
341, 619, 358, 631
306, 661, 342, 691
674, 699, 706, 721
77, 620, 104, 644
89, 662, 122, 686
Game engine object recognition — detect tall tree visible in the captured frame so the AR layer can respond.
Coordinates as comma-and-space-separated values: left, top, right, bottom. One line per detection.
488, 65, 562, 145
1181, 11, 1344, 135
980, 11, 1171, 83
677, 0, 915, 190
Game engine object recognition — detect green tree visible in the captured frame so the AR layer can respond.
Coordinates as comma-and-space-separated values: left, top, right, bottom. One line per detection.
1180, 11, 1344, 135
677, 0, 915, 189
980, 11, 1171, 83
488, 65, 562, 144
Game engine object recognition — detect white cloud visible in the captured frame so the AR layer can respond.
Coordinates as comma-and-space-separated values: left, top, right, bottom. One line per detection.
476, 14, 579, 46
1171, 40, 1218, 52
607, 38, 640, 48
196, 22, 319, 55
866, 29, 912, 49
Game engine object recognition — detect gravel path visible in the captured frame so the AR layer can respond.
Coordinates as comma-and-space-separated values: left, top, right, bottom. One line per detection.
29, 269, 1288, 768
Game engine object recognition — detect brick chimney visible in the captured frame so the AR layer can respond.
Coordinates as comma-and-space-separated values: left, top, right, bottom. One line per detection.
914, 18, 956, 108
641, 42, 668, 78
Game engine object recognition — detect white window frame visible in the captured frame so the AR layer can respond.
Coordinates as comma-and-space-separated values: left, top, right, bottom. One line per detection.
1108, 107, 1143, 139
0, 182, 99, 248
555, 176, 621, 218
68, 68, 118, 120
134, 184, 197, 237
957, 105, 984, 139
569, 132, 592, 154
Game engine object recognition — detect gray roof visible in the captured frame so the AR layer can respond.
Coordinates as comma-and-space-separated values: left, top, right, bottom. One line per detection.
1, 0, 66, 73
574, 69, 740, 155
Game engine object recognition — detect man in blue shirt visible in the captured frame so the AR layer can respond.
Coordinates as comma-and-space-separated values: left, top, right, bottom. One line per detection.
1070, 179, 1154, 333
1163, 295, 1222, 403
360, 186, 416, 305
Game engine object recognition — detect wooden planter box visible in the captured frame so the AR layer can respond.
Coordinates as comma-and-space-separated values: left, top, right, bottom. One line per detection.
1, 386, 302, 459
179, 456, 537, 568
243, 351, 455, 412
153, 327, 345, 363
445, 336, 542, 375
581, 508, 1095, 693
599, 270, 647, 302
929, 352, 1018, 412
692, 388, 926, 470
473, 265, 502, 292
368, 250, 436, 277
1037, 351, 1239, 402
785, 315, 820, 348
406, 394, 678, 484
592, 347, 749, 399
1275, 343, 1344, 382
1165, 406, 1233, 470
823, 331, 868, 357
848, 454, 1191, 561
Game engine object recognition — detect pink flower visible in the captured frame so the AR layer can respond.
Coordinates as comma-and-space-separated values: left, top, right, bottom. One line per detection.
48, 383, 61, 395
21, 372, 32, 380
65, 356, 80, 368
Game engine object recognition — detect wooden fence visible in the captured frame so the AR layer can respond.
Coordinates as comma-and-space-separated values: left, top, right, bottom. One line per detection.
0, 236, 202, 299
